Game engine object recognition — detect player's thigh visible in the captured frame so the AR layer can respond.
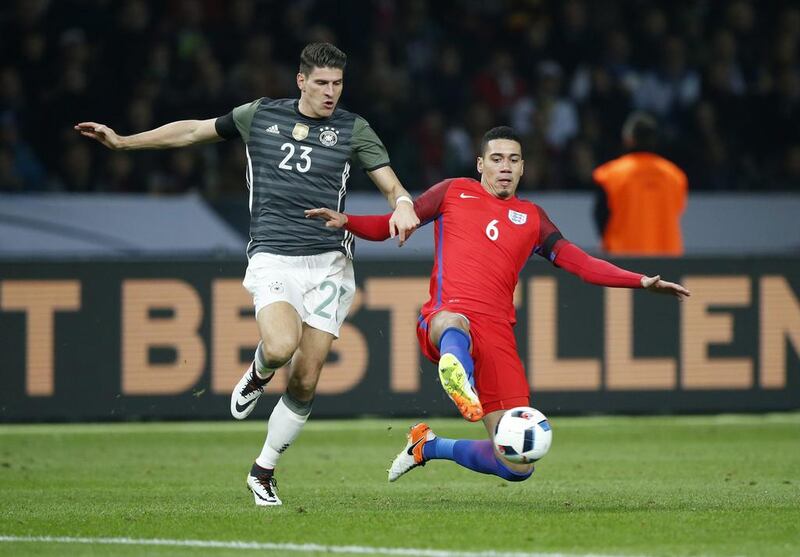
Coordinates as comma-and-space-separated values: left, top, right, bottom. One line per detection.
288, 323, 336, 397
427, 310, 471, 348
302, 252, 355, 338
243, 253, 305, 353
255, 302, 302, 357
482, 409, 534, 474
471, 319, 529, 411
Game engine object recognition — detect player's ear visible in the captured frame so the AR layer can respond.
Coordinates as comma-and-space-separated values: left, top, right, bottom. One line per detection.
476, 156, 484, 174
520, 160, 524, 176
296, 72, 306, 93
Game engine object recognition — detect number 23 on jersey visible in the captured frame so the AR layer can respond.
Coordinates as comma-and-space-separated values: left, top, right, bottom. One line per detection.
279, 142, 312, 173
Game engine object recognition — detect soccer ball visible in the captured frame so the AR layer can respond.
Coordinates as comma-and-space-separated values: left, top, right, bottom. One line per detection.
493, 406, 552, 464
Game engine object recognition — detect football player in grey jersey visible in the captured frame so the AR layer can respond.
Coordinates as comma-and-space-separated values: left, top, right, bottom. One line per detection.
76, 43, 419, 507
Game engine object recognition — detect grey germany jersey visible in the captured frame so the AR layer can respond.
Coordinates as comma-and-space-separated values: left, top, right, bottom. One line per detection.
215, 98, 391, 259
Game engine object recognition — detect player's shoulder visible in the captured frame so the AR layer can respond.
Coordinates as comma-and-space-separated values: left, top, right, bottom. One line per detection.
447, 177, 481, 192
255, 97, 287, 111
330, 105, 362, 127
512, 196, 543, 220
434, 177, 480, 200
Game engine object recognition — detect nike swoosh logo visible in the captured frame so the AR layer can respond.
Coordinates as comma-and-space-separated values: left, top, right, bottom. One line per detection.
459, 193, 479, 199
235, 398, 257, 413
406, 437, 425, 456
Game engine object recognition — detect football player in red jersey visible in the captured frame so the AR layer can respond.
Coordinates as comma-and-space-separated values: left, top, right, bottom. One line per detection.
306, 126, 689, 483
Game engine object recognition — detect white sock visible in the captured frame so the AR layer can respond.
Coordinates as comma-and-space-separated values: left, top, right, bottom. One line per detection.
254, 341, 276, 380
255, 394, 311, 469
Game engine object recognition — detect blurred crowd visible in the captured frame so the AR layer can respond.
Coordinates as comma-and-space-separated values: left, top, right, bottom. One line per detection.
2, 0, 799, 196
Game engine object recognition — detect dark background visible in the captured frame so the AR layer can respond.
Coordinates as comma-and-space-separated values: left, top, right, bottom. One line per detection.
2, 0, 800, 197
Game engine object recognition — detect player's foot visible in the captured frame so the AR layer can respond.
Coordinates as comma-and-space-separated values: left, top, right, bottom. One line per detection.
230, 362, 272, 420
438, 353, 484, 422
388, 422, 435, 482
247, 463, 282, 506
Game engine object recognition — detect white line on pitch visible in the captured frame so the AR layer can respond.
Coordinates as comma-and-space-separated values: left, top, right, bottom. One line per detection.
0, 535, 646, 557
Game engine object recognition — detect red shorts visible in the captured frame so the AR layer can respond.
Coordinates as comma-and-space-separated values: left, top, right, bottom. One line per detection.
417, 309, 530, 414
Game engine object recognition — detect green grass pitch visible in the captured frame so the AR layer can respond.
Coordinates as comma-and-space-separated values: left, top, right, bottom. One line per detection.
0, 414, 798, 557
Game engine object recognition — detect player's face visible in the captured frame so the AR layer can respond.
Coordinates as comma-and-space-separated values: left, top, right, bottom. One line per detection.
477, 139, 524, 199
297, 66, 344, 118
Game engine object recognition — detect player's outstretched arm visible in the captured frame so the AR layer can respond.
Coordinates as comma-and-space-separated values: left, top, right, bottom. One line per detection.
74, 118, 222, 150
366, 166, 420, 246
553, 243, 690, 301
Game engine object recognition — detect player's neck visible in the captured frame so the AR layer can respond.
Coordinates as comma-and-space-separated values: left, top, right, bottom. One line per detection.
480, 180, 515, 200
297, 98, 329, 120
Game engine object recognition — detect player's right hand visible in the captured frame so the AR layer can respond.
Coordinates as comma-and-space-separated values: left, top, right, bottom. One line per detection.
304, 208, 348, 229
74, 122, 124, 150
641, 275, 691, 301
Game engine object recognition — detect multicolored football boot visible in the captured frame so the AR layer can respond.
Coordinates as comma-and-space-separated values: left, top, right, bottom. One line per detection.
438, 353, 484, 421
388, 423, 435, 482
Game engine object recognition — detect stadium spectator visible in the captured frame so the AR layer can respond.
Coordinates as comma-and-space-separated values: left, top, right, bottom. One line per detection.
593, 112, 688, 256
1, 1, 799, 193
633, 36, 701, 120
512, 60, 579, 152
0, 111, 46, 191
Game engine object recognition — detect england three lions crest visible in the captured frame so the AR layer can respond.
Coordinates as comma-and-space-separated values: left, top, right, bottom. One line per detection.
508, 210, 527, 225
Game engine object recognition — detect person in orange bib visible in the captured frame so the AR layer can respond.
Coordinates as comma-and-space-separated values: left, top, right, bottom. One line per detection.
593, 112, 688, 256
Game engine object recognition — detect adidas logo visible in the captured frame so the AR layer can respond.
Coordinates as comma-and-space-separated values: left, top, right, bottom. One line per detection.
265, 124, 279, 134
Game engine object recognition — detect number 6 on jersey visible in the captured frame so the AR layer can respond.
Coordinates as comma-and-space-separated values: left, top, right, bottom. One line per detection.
485, 219, 499, 241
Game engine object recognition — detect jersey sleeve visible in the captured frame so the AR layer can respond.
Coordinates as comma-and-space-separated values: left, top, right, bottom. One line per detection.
552, 243, 644, 288
344, 178, 454, 240
344, 213, 392, 241
351, 117, 391, 171
532, 205, 643, 287
413, 178, 454, 224
214, 112, 238, 139
531, 205, 566, 262
214, 98, 264, 142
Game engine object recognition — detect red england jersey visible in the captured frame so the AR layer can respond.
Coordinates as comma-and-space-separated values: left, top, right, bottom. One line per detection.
412, 177, 561, 323
344, 177, 644, 325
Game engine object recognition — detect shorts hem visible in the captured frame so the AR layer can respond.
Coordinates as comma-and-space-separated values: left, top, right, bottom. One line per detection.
303, 315, 341, 338
482, 396, 530, 414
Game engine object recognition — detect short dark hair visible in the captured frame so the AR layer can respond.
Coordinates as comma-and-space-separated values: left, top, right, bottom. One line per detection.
299, 43, 347, 75
480, 126, 522, 156
622, 111, 659, 151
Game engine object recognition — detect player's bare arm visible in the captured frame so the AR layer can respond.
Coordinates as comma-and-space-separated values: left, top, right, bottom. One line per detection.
74, 117, 222, 150
366, 166, 420, 245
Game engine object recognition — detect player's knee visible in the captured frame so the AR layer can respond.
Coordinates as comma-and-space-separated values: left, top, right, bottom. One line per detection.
495, 458, 534, 482
260, 337, 296, 368
438, 315, 469, 334
286, 370, 320, 400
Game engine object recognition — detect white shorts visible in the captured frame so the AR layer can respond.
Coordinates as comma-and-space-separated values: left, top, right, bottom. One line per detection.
243, 251, 355, 338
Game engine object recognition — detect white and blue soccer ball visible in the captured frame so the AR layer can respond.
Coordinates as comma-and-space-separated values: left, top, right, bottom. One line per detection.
494, 406, 552, 464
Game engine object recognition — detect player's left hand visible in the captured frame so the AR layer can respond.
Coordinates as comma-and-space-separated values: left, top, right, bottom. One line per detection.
389, 202, 420, 247
304, 207, 347, 229
641, 275, 691, 301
